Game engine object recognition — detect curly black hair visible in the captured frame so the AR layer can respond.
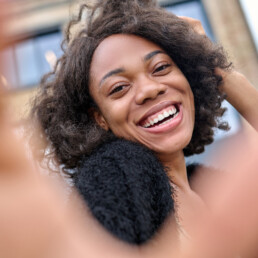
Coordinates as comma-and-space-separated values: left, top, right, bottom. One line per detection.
31, 0, 230, 173
74, 138, 174, 244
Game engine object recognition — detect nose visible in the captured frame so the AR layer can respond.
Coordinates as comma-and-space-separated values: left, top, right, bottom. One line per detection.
134, 76, 166, 105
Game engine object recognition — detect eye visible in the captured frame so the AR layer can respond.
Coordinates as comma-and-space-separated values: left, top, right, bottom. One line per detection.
153, 64, 171, 74
109, 83, 130, 96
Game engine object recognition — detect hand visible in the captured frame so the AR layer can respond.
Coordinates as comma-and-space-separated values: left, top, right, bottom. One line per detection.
0, 92, 142, 258
179, 16, 206, 35
0, 75, 258, 258
216, 68, 258, 132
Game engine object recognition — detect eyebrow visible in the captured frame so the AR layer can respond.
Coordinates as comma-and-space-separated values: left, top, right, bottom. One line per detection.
143, 50, 166, 62
100, 68, 125, 87
99, 50, 166, 87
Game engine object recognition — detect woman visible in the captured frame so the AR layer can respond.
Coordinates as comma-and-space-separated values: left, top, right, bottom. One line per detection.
31, 0, 258, 247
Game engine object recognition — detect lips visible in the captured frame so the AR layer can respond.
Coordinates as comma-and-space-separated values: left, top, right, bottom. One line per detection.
138, 102, 181, 129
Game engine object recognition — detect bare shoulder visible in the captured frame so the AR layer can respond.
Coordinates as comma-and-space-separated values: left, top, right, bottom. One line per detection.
187, 163, 224, 203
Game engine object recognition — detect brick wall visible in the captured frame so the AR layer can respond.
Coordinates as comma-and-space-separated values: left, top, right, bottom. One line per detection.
6, 0, 258, 121
202, 0, 258, 89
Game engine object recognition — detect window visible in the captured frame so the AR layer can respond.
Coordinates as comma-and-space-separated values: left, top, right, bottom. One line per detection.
0, 0, 240, 155
0, 30, 62, 89
163, 0, 214, 40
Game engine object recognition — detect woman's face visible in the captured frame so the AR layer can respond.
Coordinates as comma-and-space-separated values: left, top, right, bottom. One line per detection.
89, 34, 195, 156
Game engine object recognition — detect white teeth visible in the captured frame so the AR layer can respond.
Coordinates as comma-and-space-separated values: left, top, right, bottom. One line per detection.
142, 106, 179, 128
163, 111, 169, 118
158, 114, 164, 120
143, 122, 150, 128
173, 112, 179, 118
168, 107, 176, 116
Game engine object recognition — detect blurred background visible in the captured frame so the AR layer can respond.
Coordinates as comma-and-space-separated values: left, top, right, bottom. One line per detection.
0, 0, 257, 165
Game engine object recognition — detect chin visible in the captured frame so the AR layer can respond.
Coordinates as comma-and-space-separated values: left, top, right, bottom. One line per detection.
148, 132, 193, 156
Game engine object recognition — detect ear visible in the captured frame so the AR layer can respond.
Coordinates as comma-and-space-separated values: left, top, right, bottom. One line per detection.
92, 109, 109, 131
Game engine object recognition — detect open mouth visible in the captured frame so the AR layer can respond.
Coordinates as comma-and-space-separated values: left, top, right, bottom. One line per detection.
139, 104, 180, 129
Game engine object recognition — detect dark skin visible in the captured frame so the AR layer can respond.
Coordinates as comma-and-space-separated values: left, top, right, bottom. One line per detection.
0, 17, 258, 257
89, 33, 202, 239
1, 81, 258, 257
90, 21, 258, 242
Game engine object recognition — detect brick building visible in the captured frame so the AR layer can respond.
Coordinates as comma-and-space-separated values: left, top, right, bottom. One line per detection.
1, 0, 257, 153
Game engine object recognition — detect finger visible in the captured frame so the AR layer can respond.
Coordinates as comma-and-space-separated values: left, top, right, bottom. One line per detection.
179, 16, 206, 35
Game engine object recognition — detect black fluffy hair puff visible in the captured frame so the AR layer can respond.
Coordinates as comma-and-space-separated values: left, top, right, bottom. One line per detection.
73, 138, 174, 244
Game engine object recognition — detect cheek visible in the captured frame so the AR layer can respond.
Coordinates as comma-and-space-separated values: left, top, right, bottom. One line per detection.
101, 101, 130, 131
182, 86, 195, 139
190, 92, 195, 124
187, 99, 195, 136
189, 91, 195, 115
90, 87, 127, 127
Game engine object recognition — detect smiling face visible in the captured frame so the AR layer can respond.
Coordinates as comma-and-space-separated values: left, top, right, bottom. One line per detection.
89, 34, 195, 158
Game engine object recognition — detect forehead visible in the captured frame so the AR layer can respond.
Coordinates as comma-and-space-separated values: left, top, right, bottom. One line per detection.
90, 34, 166, 78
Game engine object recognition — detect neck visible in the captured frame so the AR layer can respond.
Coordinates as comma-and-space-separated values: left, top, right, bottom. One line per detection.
157, 151, 190, 190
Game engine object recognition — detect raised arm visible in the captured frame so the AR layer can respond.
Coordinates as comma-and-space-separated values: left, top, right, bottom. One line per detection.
219, 69, 258, 131
180, 16, 258, 132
